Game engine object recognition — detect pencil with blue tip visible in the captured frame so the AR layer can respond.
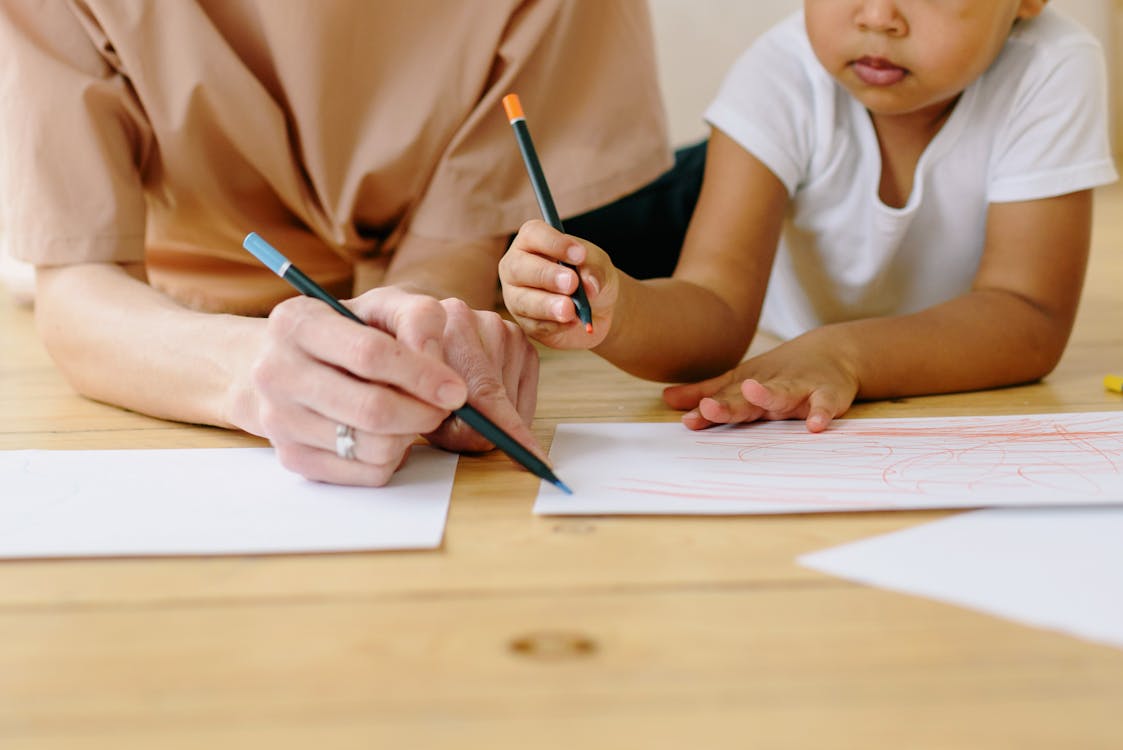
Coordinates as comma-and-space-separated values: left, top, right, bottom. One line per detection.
502, 93, 594, 335
242, 232, 573, 494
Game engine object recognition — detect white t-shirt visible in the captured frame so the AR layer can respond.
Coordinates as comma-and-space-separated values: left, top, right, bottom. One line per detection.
705, 9, 1118, 341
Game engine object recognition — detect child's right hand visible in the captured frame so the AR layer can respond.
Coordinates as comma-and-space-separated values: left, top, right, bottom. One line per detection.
499, 220, 619, 350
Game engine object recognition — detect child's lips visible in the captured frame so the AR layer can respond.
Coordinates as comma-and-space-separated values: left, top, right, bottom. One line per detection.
851, 56, 908, 86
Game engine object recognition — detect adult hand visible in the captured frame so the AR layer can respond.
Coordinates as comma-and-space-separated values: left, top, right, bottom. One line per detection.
422, 298, 542, 456
248, 287, 469, 486
499, 219, 619, 350
661, 331, 861, 433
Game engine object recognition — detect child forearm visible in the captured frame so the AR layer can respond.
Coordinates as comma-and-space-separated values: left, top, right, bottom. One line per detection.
593, 273, 755, 383
820, 288, 1077, 401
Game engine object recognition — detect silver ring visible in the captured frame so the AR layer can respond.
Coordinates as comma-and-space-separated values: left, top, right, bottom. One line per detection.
335, 423, 357, 460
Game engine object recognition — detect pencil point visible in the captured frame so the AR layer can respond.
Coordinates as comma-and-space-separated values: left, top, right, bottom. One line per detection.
585, 322, 594, 334
553, 479, 573, 495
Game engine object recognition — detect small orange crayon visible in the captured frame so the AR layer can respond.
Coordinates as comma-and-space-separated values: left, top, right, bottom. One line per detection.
502, 93, 594, 335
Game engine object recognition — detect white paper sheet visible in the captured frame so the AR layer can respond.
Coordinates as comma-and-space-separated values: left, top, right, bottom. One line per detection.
0, 447, 457, 558
799, 507, 1123, 650
535, 412, 1123, 515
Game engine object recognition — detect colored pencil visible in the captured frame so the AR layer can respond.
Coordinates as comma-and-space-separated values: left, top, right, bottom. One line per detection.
502, 93, 594, 334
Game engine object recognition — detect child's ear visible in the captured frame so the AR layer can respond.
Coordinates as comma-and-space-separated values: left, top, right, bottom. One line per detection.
1016, 0, 1048, 20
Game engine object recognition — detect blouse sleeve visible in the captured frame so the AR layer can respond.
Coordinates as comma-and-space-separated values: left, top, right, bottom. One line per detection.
0, 1, 153, 266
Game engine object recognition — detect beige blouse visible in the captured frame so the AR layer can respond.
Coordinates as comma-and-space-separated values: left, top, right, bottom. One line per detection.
0, 0, 670, 313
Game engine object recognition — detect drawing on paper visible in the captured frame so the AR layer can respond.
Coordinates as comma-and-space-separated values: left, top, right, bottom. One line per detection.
535, 412, 1123, 515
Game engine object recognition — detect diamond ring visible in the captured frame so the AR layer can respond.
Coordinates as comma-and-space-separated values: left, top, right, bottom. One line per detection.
335, 423, 357, 460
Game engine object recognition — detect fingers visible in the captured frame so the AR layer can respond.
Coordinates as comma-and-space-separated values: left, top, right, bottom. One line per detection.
349, 286, 448, 359
480, 301, 541, 425
507, 219, 586, 264
662, 371, 737, 411
266, 403, 418, 487
255, 348, 450, 437
668, 372, 852, 432
742, 378, 846, 431
255, 290, 544, 485
504, 279, 581, 325
680, 381, 765, 431
501, 224, 584, 325
500, 221, 615, 349
427, 301, 545, 459
513, 337, 540, 425
253, 293, 477, 486
694, 394, 765, 428
804, 388, 846, 433
267, 295, 467, 410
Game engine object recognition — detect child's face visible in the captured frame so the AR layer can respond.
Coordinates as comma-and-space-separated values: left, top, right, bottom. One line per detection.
804, 0, 1046, 120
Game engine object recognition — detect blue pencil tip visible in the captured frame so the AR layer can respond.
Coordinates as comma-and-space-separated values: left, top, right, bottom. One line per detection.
554, 479, 573, 495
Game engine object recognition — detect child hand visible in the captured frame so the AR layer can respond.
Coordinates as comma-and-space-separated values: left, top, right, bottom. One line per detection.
662, 336, 860, 433
499, 219, 619, 349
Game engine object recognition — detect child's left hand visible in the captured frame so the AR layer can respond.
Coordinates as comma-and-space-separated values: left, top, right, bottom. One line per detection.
661, 333, 861, 432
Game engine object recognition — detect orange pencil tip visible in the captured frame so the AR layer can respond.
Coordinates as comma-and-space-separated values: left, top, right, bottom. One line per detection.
502, 93, 524, 122
585, 322, 594, 334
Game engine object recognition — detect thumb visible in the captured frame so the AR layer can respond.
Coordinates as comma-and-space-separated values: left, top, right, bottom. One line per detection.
663, 371, 736, 411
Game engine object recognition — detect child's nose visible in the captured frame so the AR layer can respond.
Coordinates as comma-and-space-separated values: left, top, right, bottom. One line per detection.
854, 0, 907, 36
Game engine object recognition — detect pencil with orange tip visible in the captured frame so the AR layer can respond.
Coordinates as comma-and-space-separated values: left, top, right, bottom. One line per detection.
502, 93, 594, 334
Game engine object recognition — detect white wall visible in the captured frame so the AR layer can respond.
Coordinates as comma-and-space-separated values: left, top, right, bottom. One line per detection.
650, 0, 1118, 147
649, 0, 799, 146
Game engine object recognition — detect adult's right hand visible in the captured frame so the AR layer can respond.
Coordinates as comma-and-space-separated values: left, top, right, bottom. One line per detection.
247, 287, 469, 486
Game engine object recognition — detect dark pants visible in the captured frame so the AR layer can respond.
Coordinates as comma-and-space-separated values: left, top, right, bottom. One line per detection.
561, 139, 707, 280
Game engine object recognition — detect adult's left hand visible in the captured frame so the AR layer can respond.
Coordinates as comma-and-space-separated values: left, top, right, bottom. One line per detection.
424, 298, 543, 458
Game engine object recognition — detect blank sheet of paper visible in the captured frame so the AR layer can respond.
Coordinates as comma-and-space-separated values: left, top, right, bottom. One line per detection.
535, 412, 1123, 515
799, 507, 1123, 651
0, 447, 457, 558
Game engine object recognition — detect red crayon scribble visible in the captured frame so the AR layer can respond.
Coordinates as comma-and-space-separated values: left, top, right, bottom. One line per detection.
607, 414, 1123, 510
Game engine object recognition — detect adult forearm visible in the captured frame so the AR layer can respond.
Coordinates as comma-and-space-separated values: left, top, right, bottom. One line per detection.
824, 288, 1075, 401
35, 263, 264, 432
383, 233, 506, 310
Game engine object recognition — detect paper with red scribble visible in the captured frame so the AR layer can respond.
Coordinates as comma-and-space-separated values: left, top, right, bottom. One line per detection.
534, 412, 1123, 515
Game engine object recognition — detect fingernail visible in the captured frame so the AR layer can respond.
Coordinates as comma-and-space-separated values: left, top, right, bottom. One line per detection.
586, 274, 599, 296
437, 382, 466, 409
566, 245, 582, 263
555, 271, 570, 291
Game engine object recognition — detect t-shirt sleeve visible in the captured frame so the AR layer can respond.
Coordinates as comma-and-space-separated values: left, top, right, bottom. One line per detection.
988, 39, 1118, 203
0, 1, 152, 267
404, 0, 673, 242
703, 16, 813, 197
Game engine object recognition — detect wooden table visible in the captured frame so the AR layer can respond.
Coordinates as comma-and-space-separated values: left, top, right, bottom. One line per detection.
2, 186, 1122, 749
